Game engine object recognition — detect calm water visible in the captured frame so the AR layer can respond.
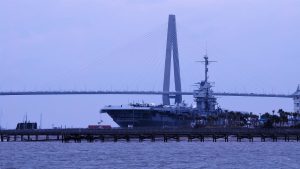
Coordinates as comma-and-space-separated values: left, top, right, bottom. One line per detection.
1, 142, 300, 169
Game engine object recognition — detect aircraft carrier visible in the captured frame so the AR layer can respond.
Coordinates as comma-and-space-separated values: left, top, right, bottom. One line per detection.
101, 15, 222, 128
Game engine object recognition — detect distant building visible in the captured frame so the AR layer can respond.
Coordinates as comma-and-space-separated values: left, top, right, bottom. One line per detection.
16, 121, 37, 130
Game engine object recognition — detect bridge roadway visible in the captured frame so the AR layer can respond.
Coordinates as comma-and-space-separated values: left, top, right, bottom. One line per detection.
1, 128, 300, 142
0, 90, 294, 98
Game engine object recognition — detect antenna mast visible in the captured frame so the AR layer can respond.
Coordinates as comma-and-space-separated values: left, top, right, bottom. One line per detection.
204, 54, 209, 83
198, 46, 216, 83
204, 41, 209, 82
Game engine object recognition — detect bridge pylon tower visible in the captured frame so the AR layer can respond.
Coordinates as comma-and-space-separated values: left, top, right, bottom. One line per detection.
162, 14, 182, 105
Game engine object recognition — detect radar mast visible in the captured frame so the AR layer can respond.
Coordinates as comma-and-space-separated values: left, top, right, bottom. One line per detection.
199, 47, 216, 83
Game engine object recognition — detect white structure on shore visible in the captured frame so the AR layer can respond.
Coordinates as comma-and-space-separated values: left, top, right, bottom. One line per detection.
294, 85, 300, 113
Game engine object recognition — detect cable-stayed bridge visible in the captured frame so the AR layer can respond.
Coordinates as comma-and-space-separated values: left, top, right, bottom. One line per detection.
1, 14, 299, 113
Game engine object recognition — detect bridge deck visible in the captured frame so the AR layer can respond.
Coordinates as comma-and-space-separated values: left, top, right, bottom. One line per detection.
0, 91, 294, 98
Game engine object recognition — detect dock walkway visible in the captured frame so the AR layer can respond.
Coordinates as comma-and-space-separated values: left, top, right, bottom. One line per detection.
1, 128, 300, 142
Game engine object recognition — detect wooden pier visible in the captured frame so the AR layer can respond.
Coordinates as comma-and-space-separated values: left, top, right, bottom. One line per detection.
1, 128, 300, 143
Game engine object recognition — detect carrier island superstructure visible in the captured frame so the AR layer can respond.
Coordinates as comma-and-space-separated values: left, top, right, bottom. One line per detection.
101, 15, 221, 128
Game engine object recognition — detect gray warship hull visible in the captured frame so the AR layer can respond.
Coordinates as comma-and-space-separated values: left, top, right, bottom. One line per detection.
101, 106, 196, 128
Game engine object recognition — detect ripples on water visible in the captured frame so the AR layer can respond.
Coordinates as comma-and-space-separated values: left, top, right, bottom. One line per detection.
1, 141, 300, 169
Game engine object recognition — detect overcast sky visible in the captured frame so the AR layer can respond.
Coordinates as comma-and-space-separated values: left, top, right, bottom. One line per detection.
0, 0, 299, 128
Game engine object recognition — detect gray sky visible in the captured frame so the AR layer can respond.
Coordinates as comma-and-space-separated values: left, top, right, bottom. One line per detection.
0, 0, 299, 128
